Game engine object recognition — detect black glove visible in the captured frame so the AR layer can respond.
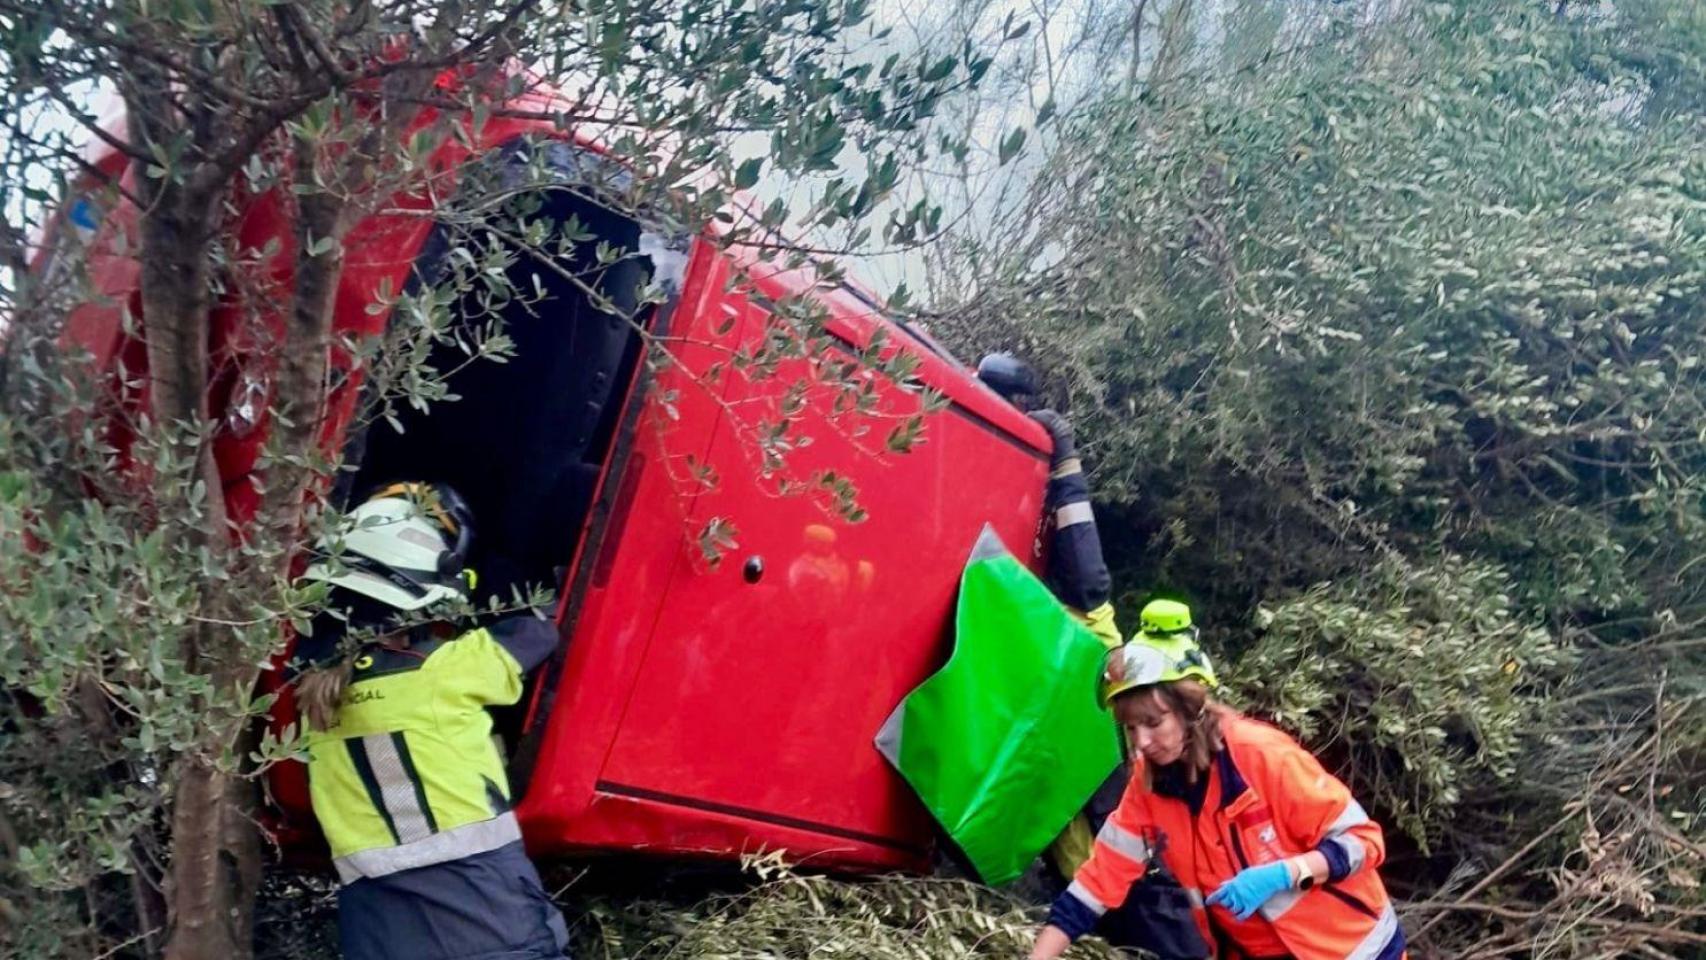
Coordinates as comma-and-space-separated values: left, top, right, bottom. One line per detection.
1029, 409, 1077, 466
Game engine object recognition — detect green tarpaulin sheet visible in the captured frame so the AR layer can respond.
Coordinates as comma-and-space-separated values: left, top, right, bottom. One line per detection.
875, 525, 1121, 885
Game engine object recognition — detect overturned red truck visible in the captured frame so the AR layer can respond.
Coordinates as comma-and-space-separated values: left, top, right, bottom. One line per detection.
39, 89, 1056, 875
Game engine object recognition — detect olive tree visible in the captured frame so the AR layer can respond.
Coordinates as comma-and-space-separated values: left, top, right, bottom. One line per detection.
0, 1, 1019, 956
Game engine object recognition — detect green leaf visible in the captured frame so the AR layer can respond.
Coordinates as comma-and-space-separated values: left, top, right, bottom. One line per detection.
734, 157, 763, 191
922, 56, 958, 84
998, 127, 1027, 166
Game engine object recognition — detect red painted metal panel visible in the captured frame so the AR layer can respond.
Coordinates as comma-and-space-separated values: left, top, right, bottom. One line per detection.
517, 255, 1052, 869
514, 240, 747, 847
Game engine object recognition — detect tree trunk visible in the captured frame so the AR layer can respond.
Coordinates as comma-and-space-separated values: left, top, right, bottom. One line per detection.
132, 64, 435, 960
130, 142, 257, 960
136, 200, 217, 434
271, 179, 345, 472
160, 732, 262, 960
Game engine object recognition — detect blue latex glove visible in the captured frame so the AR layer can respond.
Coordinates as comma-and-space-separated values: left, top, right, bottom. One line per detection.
1206, 861, 1293, 921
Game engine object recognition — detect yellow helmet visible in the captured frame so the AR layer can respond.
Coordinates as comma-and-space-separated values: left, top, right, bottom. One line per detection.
1139, 598, 1193, 636
1101, 601, 1217, 705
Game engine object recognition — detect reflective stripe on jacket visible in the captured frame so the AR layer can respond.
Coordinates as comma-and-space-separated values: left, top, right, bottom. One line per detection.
304, 617, 557, 883
1041, 442, 1111, 615
1068, 713, 1404, 960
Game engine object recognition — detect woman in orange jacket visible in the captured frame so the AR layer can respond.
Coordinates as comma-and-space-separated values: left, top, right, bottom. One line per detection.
1028, 601, 1406, 960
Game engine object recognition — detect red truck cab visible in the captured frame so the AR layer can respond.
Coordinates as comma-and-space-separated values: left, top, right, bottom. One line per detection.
41, 88, 1053, 874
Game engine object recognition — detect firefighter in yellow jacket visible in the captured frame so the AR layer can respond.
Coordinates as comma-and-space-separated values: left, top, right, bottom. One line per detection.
294, 483, 569, 960
1028, 607, 1407, 960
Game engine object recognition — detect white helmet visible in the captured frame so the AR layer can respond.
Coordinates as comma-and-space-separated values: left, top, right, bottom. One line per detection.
302, 482, 475, 612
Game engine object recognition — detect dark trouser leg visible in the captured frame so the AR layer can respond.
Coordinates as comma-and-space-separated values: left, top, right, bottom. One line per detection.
337, 841, 569, 960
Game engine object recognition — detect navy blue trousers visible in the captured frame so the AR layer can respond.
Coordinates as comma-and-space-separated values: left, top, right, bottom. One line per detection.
338, 841, 570, 960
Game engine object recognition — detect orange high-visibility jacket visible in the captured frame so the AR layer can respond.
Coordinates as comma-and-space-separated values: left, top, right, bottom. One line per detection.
1065, 713, 1405, 960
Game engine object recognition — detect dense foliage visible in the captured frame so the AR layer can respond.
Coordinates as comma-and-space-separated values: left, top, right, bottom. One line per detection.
939, 1, 1706, 954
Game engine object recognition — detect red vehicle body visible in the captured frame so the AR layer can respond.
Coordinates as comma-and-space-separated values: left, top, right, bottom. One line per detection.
42, 87, 1054, 874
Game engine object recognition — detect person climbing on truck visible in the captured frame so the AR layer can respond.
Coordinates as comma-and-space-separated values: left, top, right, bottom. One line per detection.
976, 353, 1118, 651
1026, 609, 1407, 960
293, 482, 571, 960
